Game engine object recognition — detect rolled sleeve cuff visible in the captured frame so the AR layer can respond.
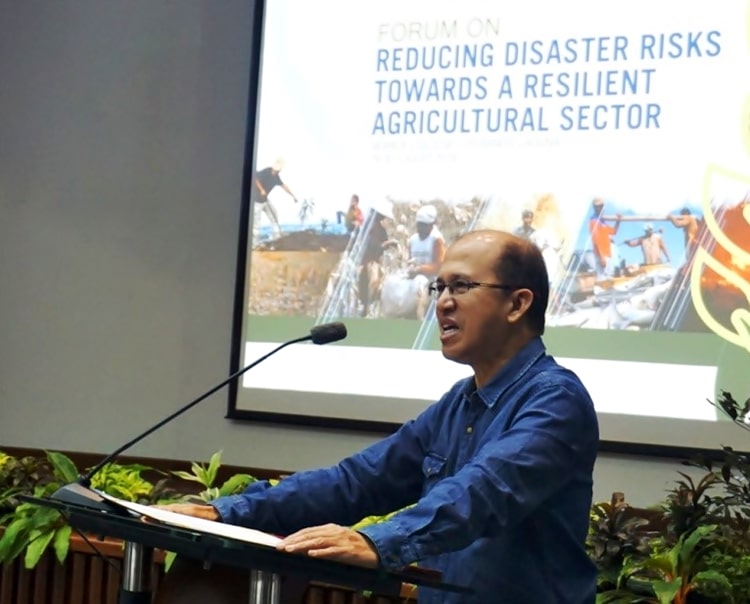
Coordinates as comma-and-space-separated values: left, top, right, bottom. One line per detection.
211, 481, 272, 525
211, 494, 251, 525
358, 521, 422, 571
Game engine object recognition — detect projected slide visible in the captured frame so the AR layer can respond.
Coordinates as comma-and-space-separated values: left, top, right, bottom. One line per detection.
231, 0, 750, 453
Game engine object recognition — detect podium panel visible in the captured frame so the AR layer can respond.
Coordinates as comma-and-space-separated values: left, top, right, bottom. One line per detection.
22, 495, 471, 604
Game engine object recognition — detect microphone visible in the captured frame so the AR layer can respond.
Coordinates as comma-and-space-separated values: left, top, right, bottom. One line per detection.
49, 322, 347, 512
309, 321, 347, 345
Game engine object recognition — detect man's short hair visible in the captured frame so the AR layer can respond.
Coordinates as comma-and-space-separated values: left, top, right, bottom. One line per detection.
522, 210, 534, 218
680, 207, 691, 215
493, 238, 549, 335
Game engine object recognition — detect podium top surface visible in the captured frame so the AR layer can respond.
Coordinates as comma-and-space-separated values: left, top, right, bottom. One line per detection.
23, 494, 471, 598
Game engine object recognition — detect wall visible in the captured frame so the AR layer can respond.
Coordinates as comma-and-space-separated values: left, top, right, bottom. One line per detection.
0, 0, 695, 507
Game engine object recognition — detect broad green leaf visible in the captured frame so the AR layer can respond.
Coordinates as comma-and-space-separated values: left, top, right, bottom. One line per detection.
189, 461, 209, 486
53, 524, 72, 564
206, 451, 222, 485
651, 579, 680, 604
678, 525, 716, 568
0, 517, 33, 562
640, 554, 674, 577
24, 529, 55, 569
29, 506, 60, 529
218, 474, 255, 496
45, 451, 79, 483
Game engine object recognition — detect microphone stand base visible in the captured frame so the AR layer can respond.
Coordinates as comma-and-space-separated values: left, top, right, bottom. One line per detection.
50, 482, 129, 515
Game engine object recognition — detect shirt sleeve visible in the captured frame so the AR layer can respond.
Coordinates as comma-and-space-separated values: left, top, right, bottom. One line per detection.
210, 418, 433, 535
359, 381, 597, 570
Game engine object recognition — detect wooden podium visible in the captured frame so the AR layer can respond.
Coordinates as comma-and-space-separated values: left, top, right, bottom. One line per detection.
23, 491, 470, 604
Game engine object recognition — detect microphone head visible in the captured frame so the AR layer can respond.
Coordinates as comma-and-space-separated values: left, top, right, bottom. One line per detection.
310, 322, 347, 345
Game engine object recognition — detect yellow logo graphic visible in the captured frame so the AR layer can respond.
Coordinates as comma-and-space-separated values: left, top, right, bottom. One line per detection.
691, 165, 750, 353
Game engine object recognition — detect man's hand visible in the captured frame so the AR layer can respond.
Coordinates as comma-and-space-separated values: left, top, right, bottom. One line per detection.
277, 524, 379, 568
151, 503, 220, 521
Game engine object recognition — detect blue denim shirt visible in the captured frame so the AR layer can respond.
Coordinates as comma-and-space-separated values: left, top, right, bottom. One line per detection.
213, 338, 599, 603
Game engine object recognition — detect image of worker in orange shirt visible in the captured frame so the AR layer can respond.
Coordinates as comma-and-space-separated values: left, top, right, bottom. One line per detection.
588, 197, 622, 279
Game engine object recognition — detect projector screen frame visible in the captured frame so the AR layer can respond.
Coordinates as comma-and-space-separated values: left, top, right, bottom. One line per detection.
225, 0, 750, 463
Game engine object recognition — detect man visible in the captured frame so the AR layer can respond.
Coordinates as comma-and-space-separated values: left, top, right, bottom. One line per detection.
512, 209, 535, 241
667, 207, 700, 256
588, 197, 621, 279
406, 205, 446, 280
160, 230, 599, 603
252, 158, 298, 240
384, 204, 447, 321
624, 224, 670, 265
358, 201, 395, 318
344, 194, 364, 234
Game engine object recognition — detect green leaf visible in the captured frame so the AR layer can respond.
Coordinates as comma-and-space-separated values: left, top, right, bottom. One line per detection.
45, 451, 79, 483
691, 569, 732, 593
24, 528, 55, 569
677, 525, 716, 569
595, 591, 646, 604
0, 517, 33, 563
53, 524, 72, 564
163, 551, 177, 572
651, 579, 680, 604
206, 451, 223, 486
218, 474, 255, 497
28, 506, 60, 530
189, 461, 209, 486
639, 554, 673, 577
171, 470, 205, 484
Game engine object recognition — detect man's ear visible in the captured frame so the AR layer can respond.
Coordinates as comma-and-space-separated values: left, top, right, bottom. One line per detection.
507, 289, 534, 324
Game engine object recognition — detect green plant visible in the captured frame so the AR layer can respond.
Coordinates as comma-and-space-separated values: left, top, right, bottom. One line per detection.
0, 451, 79, 569
0, 451, 171, 570
661, 472, 719, 543
171, 451, 256, 503
700, 549, 750, 603
587, 493, 654, 591
89, 461, 177, 505
618, 525, 732, 604
709, 391, 750, 434
593, 390, 750, 603
0, 451, 56, 513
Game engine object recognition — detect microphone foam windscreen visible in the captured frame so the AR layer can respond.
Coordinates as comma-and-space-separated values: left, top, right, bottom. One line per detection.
310, 322, 347, 345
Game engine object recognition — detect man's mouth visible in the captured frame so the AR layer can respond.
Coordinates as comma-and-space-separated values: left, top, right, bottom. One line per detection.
439, 320, 459, 336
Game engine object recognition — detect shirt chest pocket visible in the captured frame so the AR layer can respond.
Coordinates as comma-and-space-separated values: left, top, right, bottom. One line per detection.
421, 452, 448, 494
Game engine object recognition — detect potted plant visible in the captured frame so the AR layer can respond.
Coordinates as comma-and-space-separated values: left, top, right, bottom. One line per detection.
588, 390, 750, 604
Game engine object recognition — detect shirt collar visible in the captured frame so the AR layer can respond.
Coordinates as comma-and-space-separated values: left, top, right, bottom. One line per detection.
463, 337, 546, 408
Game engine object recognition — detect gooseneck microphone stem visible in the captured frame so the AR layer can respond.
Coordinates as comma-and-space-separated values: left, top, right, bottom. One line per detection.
78, 334, 312, 487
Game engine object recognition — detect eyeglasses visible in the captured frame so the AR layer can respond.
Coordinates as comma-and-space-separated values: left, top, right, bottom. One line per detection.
427, 279, 519, 299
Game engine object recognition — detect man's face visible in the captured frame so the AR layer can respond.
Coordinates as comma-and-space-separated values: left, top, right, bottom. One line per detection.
434, 233, 514, 376
523, 214, 533, 227
416, 221, 433, 239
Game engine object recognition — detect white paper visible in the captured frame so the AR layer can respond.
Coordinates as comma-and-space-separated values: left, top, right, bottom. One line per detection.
97, 491, 282, 548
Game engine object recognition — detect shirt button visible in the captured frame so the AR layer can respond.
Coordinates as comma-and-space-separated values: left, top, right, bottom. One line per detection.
465, 426, 473, 434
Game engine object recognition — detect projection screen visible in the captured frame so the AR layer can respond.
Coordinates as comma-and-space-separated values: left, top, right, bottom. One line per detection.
228, 0, 750, 458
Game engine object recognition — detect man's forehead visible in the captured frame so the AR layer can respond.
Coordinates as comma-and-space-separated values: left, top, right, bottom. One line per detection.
450, 231, 506, 253
442, 236, 501, 272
